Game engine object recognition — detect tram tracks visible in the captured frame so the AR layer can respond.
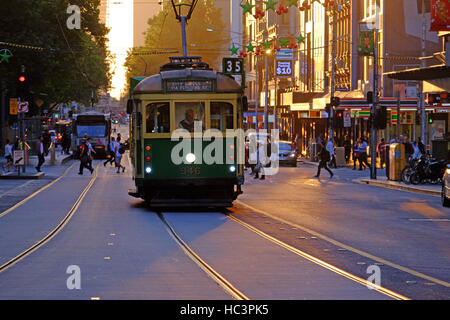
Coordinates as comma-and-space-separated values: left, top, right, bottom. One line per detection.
0, 165, 98, 274
157, 213, 250, 300
158, 207, 410, 301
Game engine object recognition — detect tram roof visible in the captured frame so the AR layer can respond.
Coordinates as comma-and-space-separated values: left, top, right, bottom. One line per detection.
132, 68, 242, 94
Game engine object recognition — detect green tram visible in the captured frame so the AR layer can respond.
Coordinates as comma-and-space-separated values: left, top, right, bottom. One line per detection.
127, 56, 247, 207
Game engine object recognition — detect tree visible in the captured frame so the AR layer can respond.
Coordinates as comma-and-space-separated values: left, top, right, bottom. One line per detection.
125, 0, 227, 87
0, 0, 111, 110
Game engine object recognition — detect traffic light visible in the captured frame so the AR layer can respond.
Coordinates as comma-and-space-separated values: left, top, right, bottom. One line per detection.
334, 110, 344, 128
367, 91, 373, 104
415, 113, 421, 125
428, 117, 433, 124
16, 66, 29, 99
374, 106, 387, 129
331, 96, 340, 107
325, 103, 332, 117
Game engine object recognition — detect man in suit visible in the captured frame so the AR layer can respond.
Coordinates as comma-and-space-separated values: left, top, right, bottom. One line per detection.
36, 136, 45, 172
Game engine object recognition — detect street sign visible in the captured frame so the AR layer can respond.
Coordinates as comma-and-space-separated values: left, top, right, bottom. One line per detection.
18, 101, 29, 113
275, 60, 293, 77
343, 110, 351, 127
276, 48, 293, 60
13, 150, 25, 166
9, 98, 18, 115
222, 57, 244, 75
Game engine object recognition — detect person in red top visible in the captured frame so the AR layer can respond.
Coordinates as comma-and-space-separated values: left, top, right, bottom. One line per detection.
377, 138, 386, 169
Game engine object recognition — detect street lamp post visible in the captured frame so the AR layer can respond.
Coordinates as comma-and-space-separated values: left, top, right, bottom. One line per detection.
170, 0, 198, 57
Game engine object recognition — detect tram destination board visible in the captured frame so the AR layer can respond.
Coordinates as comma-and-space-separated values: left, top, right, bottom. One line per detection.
165, 79, 214, 92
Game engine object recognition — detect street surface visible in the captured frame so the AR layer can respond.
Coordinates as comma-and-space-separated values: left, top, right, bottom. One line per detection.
0, 128, 448, 300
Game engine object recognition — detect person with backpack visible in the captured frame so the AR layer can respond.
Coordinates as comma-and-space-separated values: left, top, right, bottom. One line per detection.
314, 141, 333, 178
78, 139, 94, 175
115, 136, 125, 173
104, 137, 116, 166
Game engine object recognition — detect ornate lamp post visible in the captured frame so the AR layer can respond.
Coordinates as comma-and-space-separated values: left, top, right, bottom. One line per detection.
170, 0, 199, 57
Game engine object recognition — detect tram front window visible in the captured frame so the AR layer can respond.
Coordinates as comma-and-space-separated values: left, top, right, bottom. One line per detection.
175, 102, 205, 132
146, 102, 170, 133
210, 102, 233, 131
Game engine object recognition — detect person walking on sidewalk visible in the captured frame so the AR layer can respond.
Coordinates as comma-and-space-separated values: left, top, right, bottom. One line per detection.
35, 136, 45, 173
377, 138, 387, 169
358, 139, 370, 170
114, 137, 125, 173
78, 139, 94, 175
344, 136, 351, 163
314, 141, 333, 178
3, 139, 14, 172
104, 137, 116, 166
352, 142, 362, 170
326, 137, 337, 168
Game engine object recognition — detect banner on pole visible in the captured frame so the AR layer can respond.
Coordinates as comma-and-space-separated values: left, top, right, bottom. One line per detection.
358, 23, 375, 56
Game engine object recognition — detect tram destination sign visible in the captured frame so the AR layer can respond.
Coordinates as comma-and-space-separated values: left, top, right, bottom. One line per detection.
165, 79, 213, 92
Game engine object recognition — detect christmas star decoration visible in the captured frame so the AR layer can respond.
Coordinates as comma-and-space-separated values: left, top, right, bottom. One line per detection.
288, 0, 298, 7
241, 1, 254, 15
279, 38, 289, 47
264, 0, 278, 11
262, 40, 272, 50
246, 42, 255, 52
0, 49, 12, 63
229, 44, 239, 56
296, 35, 306, 44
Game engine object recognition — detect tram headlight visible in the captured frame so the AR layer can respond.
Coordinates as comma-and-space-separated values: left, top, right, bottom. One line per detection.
145, 167, 152, 174
229, 165, 236, 173
185, 153, 196, 164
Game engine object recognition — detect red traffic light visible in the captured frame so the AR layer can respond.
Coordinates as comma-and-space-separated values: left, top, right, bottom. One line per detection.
19, 76, 26, 82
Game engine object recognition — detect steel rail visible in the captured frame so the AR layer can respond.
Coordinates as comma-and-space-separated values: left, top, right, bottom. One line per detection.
157, 213, 249, 301
0, 165, 98, 273
229, 202, 412, 301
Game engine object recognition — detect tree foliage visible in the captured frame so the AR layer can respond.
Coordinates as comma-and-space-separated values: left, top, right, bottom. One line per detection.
0, 0, 111, 111
125, 0, 227, 86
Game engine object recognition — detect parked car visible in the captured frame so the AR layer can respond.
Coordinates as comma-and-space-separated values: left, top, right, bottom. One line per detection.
49, 130, 62, 146
442, 164, 450, 207
278, 140, 298, 167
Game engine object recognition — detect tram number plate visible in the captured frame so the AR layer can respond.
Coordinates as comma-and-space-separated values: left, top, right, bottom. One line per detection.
180, 166, 201, 176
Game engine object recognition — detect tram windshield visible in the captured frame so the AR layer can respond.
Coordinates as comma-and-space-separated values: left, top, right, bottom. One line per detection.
175, 101, 205, 132
210, 102, 233, 131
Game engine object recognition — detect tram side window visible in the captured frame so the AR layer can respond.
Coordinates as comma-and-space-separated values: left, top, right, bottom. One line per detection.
146, 102, 170, 133
210, 102, 234, 131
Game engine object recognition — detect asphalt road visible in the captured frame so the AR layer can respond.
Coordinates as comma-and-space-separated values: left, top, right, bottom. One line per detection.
0, 135, 448, 299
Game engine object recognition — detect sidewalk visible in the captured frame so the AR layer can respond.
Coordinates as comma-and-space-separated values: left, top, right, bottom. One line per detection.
0, 151, 72, 179
298, 157, 441, 197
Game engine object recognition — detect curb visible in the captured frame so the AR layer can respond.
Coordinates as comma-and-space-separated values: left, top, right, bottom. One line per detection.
354, 178, 441, 197
0, 172, 45, 180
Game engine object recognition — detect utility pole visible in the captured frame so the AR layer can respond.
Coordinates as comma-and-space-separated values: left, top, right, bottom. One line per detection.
264, 52, 269, 130
420, 0, 427, 151
329, 7, 336, 139
370, 8, 379, 180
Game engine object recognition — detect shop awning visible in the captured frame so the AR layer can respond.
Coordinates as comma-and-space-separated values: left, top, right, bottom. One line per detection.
385, 65, 450, 81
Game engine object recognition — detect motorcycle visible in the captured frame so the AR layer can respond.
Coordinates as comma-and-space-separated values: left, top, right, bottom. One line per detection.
410, 156, 447, 185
